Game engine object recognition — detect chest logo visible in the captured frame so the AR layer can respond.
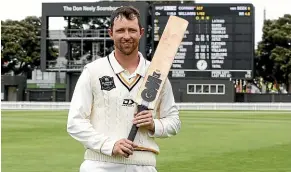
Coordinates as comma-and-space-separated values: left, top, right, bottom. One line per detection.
99, 76, 116, 91
122, 99, 135, 107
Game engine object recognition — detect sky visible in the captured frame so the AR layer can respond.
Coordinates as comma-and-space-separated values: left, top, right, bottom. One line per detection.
0, 0, 290, 45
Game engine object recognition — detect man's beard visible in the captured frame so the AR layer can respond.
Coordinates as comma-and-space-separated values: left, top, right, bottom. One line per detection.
115, 40, 138, 55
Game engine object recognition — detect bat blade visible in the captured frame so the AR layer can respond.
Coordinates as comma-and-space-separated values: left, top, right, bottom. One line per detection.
128, 16, 188, 141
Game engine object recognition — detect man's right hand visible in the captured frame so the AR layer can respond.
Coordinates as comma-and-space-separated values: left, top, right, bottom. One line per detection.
112, 139, 138, 158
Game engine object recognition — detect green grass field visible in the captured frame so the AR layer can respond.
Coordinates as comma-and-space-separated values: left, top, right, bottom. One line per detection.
2, 110, 291, 172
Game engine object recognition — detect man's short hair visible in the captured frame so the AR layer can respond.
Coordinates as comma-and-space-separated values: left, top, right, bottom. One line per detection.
110, 6, 142, 29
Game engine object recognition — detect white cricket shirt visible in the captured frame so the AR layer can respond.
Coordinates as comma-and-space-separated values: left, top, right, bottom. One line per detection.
67, 51, 181, 166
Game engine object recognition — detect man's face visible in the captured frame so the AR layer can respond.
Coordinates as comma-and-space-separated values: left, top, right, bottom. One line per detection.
108, 15, 144, 56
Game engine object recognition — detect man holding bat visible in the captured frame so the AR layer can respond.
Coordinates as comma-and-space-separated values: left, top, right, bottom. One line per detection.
67, 6, 182, 172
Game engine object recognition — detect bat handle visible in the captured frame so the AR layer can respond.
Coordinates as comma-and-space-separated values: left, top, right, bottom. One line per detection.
127, 104, 149, 141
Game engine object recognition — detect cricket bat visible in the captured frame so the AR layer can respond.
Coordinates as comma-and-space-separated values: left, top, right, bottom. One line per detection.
127, 16, 189, 141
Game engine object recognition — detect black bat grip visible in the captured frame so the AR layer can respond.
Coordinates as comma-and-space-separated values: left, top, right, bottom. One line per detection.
127, 105, 149, 141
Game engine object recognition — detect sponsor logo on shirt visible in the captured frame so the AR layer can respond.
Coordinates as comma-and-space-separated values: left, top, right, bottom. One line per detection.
122, 99, 135, 107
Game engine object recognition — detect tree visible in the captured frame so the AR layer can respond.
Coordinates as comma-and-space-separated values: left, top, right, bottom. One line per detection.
256, 14, 291, 92
1, 16, 58, 76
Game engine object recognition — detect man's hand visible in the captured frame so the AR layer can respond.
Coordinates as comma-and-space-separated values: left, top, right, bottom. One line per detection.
133, 110, 155, 133
112, 139, 137, 158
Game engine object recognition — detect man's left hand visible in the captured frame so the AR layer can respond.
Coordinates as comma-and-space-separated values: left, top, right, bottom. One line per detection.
133, 110, 155, 133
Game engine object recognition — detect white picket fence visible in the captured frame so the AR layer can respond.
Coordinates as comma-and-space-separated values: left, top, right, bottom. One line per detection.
1, 101, 291, 111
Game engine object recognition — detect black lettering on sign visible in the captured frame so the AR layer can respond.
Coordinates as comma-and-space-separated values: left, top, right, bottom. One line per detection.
141, 71, 162, 102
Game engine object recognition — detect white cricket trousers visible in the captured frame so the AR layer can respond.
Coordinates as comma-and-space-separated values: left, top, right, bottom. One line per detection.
80, 160, 157, 172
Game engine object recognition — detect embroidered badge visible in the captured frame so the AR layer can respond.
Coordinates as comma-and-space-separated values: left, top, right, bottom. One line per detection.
99, 76, 116, 91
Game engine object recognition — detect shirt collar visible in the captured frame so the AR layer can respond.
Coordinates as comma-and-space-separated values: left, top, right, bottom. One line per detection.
108, 51, 147, 77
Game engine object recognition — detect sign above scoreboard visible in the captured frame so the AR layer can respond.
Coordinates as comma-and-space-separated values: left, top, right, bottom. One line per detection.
152, 3, 255, 79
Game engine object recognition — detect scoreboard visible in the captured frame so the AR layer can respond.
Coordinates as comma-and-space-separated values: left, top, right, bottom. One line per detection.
152, 3, 255, 79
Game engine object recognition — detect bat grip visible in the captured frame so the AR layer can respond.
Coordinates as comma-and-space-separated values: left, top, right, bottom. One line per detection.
127, 105, 149, 141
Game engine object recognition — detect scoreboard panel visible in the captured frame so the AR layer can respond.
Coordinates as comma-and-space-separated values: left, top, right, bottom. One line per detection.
152, 3, 255, 79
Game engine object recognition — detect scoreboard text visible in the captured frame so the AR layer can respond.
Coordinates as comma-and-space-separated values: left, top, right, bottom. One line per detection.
152, 3, 255, 79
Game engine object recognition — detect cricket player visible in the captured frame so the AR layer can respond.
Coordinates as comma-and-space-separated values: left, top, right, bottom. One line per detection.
67, 6, 181, 172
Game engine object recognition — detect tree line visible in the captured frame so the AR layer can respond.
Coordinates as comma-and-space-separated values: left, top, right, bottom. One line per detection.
1, 16, 58, 75
1, 13, 291, 92
256, 14, 291, 92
